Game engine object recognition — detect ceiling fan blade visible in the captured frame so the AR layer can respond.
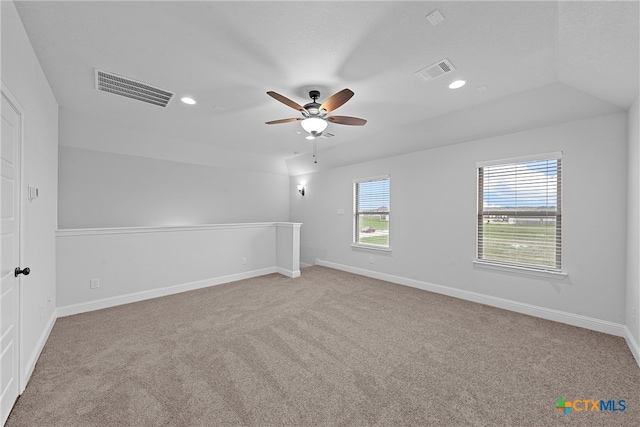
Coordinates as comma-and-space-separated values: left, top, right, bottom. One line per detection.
320, 88, 354, 112
265, 118, 302, 125
267, 91, 306, 112
327, 115, 367, 126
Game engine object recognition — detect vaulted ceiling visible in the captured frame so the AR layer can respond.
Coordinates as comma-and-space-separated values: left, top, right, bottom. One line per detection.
14, 1, 639, 175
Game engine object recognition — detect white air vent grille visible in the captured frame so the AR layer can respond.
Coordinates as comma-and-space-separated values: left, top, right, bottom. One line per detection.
95, 70, 174, 107
414, 59, 456, 82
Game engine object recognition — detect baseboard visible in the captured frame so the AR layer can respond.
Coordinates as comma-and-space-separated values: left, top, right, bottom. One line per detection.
316, 259, 627, 338
300, 262, 313, 269
624, 326, 640, 367
21, 310, 56, 393
276, 267, 301, 278
57, 267, 278, 317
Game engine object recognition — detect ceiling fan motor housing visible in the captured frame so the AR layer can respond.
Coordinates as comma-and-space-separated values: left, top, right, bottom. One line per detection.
303, 102, 322, 117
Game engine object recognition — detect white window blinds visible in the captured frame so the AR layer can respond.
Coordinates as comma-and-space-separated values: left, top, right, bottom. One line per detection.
477, 153, 562, 271
353, 176, 390, 248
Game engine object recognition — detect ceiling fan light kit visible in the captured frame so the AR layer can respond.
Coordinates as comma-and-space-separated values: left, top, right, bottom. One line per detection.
300, 117, 328, 134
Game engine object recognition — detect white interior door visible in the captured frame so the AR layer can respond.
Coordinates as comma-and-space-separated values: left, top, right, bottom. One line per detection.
1, 91, 22, 425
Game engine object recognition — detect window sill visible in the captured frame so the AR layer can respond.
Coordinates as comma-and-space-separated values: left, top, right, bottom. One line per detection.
473, 260, 567, 279
351, 244, 391, 253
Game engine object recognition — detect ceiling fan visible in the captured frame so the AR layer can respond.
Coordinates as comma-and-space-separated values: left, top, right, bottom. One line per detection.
265, 88, 367, 138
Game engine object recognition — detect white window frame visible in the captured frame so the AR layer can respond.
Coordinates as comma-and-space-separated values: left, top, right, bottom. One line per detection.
352, 175, 390, 251
475, 152, 565, 277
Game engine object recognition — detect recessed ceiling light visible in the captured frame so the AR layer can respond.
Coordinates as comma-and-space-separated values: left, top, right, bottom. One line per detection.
180, 97, 196, 105
448, 80, 466, 89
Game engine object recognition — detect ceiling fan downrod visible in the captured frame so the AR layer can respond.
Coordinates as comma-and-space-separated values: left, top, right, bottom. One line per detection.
309, 90, 320, 102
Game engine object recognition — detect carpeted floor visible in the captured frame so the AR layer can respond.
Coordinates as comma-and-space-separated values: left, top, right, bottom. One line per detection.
6, 266, 640, 426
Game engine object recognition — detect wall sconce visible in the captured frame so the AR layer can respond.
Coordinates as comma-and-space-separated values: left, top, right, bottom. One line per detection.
297, 185, 305, 196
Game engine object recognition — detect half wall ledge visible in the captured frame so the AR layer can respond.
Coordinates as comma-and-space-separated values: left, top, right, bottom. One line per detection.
56, 222, 302, 316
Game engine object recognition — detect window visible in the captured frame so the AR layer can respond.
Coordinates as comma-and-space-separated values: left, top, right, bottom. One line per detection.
353, 176, 390, 249
477, 153, 562, 271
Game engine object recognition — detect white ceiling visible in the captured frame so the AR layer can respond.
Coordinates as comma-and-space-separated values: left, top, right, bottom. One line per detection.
13, 1, 640, 176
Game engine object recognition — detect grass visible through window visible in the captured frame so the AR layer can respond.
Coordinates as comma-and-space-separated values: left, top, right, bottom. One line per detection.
481, 222, 557, 268
358, 215, 389, 246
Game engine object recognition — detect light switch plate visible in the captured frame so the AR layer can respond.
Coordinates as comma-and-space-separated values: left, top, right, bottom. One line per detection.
28, 185, 39, 200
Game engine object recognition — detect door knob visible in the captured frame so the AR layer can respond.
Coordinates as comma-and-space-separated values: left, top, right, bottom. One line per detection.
15, 267, 30, 277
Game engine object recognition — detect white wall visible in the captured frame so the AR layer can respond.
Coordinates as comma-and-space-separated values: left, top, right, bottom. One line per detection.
58, 146, 290, 228
276, 222, 301, 278
59, 107, 289, 176
627, 96, 640, 353
291, 113, 628, 326
1, 0, 58, 384
56, 223, 301, 315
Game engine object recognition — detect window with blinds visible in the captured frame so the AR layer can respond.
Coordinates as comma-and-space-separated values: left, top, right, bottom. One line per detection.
477, 153, 562, 271
353, 176, 390, 249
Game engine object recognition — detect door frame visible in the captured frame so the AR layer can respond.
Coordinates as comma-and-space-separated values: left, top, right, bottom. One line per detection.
1, 81, 25, 397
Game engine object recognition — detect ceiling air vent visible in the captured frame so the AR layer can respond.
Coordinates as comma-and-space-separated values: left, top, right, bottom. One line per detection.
95, 69, 174, 107
414, 59, 456, 82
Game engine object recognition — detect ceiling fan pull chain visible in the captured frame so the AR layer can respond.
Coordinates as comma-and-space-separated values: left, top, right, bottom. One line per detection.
313, 139, 317, 164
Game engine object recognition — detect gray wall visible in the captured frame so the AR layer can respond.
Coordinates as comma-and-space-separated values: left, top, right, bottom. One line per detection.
58, 146, 290, 228
291, 112, 628, 325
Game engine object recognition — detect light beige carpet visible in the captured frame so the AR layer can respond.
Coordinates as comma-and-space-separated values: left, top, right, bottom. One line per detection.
6, 266, 639, 426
